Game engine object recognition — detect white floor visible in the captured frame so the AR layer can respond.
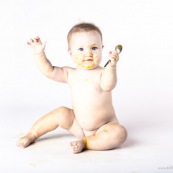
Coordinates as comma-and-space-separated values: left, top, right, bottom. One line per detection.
0, 103, 173, 173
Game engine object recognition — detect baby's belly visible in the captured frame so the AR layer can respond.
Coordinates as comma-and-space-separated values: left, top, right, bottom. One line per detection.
72, 103, 116, 131
70, 85, 117, 130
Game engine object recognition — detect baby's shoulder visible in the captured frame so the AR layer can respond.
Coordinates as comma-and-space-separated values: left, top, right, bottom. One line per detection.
96, 66, 104, 72
93, 66, 104, 75
64, 66, 76, 74
63, 66, 77, 79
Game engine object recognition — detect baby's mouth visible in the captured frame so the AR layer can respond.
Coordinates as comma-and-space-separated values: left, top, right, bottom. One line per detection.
84, 57, 93, 62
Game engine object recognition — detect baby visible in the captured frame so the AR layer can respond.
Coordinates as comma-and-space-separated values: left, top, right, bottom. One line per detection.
17, 22, 127, 154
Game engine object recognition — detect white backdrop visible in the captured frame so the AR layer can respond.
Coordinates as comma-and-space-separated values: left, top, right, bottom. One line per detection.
0, 0, 173, 124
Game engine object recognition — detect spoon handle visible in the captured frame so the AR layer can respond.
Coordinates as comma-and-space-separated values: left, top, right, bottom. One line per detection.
104, 45, 123, 67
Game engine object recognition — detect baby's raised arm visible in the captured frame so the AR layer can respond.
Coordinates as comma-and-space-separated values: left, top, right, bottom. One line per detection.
27, 37, 68, 83
100, 51, 119, 91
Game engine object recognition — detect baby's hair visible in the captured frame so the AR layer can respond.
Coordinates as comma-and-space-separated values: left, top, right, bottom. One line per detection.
67, 22, 103, 46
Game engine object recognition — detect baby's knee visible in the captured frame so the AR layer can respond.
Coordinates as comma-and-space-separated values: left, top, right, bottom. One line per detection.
56, 106, 74, 129
57, 106, 70, 114
113, 124, 128, 145
118, 125, 127, 142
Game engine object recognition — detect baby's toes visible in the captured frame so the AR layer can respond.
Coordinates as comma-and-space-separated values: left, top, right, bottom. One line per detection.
70, 141, 81, 154
70, 142, 77, 153
74, 146, 79, 153
17, 136, 34, 148
70, 141, 77, 146
17, 140, 25, 148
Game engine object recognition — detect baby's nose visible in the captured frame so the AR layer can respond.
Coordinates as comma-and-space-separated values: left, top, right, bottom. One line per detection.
85, 50, 93, 57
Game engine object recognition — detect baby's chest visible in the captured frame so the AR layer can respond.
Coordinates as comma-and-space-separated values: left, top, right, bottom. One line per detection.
69, 76, 102, 94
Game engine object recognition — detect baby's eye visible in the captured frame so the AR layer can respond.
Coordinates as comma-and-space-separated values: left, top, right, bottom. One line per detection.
78, 48, 84, 51
91, 47, 98, 50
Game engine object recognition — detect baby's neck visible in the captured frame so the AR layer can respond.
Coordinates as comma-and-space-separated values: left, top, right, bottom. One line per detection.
76, 66, 100, 73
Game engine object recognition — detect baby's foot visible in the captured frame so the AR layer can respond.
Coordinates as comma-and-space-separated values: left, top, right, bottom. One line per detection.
17, 134, 36, 148
70, 139, 86, 154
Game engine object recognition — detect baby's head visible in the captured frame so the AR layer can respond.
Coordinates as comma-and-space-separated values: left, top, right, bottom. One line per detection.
67, 22, 103, 69
67, 22, 103, 48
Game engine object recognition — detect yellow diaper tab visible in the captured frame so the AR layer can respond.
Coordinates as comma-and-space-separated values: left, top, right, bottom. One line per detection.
84, 138, 88, 149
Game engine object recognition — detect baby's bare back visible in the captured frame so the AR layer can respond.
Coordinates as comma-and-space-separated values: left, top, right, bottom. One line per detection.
67, 67, 117, 131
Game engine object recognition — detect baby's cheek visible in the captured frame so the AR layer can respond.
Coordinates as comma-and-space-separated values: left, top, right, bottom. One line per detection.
74, 56, 82, 65
94, 55, 101, 64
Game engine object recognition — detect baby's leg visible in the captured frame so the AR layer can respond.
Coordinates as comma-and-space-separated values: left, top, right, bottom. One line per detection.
88, 122, 127, 150
70, 122, 127, 153
17, 106, 76, 148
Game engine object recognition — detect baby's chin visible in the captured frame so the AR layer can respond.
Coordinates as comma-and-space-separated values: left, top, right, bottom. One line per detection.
80, 65, 99, 70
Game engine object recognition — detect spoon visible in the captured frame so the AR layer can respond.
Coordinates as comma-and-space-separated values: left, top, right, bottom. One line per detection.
104, 45, 123, 67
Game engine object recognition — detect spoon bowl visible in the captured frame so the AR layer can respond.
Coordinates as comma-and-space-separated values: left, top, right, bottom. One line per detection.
104, 45, 123, 67
115, 45, 123, 54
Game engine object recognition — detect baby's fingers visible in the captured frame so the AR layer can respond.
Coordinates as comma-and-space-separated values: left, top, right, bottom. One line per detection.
27, 36, 41, 45
110, 51, 119, 60
111, 54, 119, 62
27, 39, 34, 45
27, 36, 46, 54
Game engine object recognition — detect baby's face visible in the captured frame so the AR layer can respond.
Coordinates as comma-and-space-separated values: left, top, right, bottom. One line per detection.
69, 31, 103, 70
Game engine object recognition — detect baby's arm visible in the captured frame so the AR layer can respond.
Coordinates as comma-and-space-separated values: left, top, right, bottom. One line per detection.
27, 37, 68, 83
100, 51, 119, 91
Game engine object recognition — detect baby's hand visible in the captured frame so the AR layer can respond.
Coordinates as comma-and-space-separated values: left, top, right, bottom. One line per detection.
27, 36, 46, 55
108, 51, 119, 67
